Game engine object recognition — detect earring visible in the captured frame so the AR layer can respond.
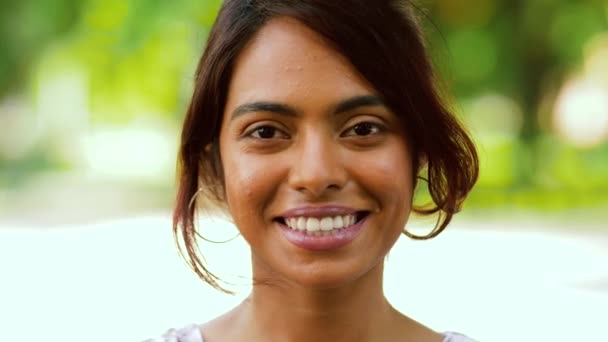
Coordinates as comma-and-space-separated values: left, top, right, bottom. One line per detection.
402, 210, 445, 240
403, 175, 442, 240
187, 187, 241, 244
188, 187, 206, 212
402, 227, 440, 240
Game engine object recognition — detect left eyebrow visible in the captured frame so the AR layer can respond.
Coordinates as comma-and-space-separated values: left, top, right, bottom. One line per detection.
333, 95, 386, 114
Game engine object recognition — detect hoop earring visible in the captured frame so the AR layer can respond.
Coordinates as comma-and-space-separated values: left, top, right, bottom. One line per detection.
402, 227, 439, 240
188, 187, 205, 212
402, 212, 444, 240
187, 187, 241, 244
402, 176, 441, 240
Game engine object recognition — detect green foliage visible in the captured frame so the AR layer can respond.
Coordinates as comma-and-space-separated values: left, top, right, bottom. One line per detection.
0, 0, 607, 210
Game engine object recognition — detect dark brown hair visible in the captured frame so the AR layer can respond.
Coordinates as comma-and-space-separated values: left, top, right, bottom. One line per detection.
174, 0, 479, 292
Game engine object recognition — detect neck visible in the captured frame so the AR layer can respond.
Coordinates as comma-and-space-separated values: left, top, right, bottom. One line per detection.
240, 261, 402, 342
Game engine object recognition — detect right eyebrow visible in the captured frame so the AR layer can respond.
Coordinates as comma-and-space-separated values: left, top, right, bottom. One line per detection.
230, 101, 300, 121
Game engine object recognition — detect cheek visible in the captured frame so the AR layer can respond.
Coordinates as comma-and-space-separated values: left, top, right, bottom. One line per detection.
376, 145, 413, 186
353, 141, 414, 212
222, 150, 283, 223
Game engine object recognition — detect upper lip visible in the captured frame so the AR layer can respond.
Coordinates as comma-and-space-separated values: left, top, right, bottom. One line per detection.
278, 205, 364, 219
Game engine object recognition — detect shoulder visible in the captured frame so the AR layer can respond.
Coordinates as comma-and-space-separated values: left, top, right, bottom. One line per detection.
142, 324, 203, 342
141, 324, 476, 342
443, 332, 479, 342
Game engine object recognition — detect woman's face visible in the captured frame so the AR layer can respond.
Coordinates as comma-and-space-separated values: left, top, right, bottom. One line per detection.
219, 17, 414, 289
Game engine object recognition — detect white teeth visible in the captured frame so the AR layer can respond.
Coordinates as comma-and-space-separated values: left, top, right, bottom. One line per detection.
297, 217, 306, 230
333, 216, 344, 229
284, 214, 359, 233
306, 218, 320, 232
320, 217, 333, 231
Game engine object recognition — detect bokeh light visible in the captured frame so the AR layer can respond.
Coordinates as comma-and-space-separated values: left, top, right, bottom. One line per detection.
553, 77, 608, 148
464, 93, 523, 188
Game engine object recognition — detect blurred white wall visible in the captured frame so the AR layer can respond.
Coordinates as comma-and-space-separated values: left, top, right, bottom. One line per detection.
0, 215, 606, 342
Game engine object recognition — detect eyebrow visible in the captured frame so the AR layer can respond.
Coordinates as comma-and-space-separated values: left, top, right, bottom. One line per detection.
333, 95, 385, 114
229, 95, 385, 121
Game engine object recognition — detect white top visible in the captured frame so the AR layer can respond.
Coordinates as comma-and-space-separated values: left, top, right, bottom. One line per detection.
143, 325, 478, 342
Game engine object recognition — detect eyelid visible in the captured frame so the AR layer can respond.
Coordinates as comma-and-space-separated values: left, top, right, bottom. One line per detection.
341, 123, 385, 138
341, 117, 388, 136
243, 123, 290, 139
344, 113, 388, 125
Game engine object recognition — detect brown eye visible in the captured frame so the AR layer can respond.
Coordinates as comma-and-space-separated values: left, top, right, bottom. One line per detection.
249, 125, 288, 139
342, 122, 384, 137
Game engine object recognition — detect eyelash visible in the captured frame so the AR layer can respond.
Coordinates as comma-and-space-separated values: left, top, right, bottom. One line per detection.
341, 122, 385, 137
244, 121, 386, 140
246, 125, 290, 139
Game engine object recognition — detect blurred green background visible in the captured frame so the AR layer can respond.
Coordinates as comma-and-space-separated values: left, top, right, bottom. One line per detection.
1, 0, 607, 224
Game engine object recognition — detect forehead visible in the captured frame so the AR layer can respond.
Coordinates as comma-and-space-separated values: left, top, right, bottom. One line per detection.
226, 17, 376, 107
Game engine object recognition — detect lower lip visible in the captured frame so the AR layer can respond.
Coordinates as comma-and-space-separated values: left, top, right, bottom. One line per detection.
278, 216, 368, 251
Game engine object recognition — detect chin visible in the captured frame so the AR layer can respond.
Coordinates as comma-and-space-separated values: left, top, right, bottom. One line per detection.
281, 256, 384, 290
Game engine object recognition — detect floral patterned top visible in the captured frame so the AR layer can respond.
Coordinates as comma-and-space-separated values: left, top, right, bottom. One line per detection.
143, 325, 478, 342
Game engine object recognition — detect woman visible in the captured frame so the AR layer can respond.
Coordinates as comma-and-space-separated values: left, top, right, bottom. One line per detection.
147, 0, 479, 341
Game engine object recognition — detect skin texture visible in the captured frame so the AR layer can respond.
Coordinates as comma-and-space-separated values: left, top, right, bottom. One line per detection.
204, 17, 444, 342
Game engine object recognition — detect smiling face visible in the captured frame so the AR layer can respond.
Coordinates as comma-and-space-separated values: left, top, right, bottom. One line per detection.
219, 17, 415, 289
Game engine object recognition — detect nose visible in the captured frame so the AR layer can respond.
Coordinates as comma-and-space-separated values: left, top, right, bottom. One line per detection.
287, 131, 347, 198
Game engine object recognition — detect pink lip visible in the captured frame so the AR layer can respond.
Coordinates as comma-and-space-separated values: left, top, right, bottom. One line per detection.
276, 214, 369, 251
279, 205, 360, 219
